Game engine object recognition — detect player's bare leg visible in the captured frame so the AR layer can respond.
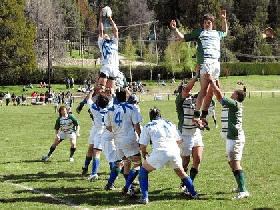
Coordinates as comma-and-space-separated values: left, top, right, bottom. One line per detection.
190, 146, 203, 181
194, 73, 210, 130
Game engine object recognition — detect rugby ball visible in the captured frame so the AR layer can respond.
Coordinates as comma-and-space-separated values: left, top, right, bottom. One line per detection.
103, 6, 112, 18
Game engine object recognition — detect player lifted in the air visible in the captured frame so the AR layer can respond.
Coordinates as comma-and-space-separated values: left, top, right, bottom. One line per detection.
95, 6, 119, 96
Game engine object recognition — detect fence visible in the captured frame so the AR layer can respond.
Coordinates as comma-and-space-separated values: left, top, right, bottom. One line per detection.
19, 90, 279, 106
153, 91, 280, 101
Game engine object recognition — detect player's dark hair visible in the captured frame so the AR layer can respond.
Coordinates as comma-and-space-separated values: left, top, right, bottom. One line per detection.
97, 94, 109, 108
58, 106, 67, 116
193, 92, 199, 99
127, 93, 139, 104
116, 88, 126, 102
203, 13, 215, 25
177, 83, 186, 93
149, 107, 161, 121
236, 90, 246, 102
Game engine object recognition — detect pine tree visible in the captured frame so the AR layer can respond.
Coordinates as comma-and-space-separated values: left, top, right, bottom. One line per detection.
0, 0, 37, 85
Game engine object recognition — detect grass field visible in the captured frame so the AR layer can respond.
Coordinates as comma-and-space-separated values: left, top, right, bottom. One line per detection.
0, 76, 280, 209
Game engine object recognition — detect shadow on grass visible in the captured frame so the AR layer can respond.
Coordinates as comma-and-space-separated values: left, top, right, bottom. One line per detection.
0, 186, 140, 207
252, 208, 276, 210
0, 188, 210, 207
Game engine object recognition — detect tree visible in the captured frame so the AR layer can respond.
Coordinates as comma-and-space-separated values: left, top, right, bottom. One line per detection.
0, 0, 37, 85
179, 42, 197, 73
252, 0, 269, 29
123, 36, 136, 82
25, 0, 83, 67
164, 41, 179, 76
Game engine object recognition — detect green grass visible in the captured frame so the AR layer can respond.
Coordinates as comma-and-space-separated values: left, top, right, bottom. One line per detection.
0, 77, 280, 209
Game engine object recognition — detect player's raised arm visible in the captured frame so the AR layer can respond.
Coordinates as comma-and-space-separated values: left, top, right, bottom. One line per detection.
220, 10, 228, 35
170, 20, 185, 41
99, 10, 104, 38
108, 16, 118, 40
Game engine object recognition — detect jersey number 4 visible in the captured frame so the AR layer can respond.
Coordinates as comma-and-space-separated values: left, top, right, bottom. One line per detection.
115, 112, 123, 126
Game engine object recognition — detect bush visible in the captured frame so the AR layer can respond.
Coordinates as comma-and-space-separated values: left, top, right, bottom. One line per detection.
221, 62, 280, 76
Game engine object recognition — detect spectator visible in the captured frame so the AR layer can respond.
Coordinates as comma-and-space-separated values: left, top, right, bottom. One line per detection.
11, 92, 17, 106
53, 94, 59, 113
21, 94, 27, 106
0, 92, 4, 106
5, 92, 11, 106
16, 96, 21, 106
70, 77, 74, 89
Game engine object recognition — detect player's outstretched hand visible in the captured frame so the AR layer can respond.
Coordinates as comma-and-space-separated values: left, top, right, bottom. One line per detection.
220, 10, 226, 19
170, 20, 177, 30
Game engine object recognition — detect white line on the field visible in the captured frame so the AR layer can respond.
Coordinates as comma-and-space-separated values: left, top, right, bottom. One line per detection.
2, 179, 142, 210
105, 205, 139, 210
3, 180, 91, 210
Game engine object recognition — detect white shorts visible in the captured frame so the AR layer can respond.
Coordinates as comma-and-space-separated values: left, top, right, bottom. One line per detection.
226, 131, 245, 161
101, 130, 122, 162
147, 149, 183, 170
115, 141, 140, 158
54, 102, 58, 107
200, 60, 220, 80
114, 133, 140, 157
220, 132, 227, 140
88, 128, 103, 150
180, 129, 203, 156
58, 132, 77, 145
208, 108, 215, 116
100, 65, 119, 78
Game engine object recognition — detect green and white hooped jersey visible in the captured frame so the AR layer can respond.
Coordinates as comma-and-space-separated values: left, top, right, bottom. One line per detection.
55, 114, 79, 134
184, 29, 227, 65
182, 97, 197, 132
221, 106, 229, 136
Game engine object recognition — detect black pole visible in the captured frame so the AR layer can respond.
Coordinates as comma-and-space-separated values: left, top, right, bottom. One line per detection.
47, 27, 51, 93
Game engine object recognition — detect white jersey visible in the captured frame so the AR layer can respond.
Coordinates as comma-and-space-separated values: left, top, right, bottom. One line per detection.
139, 118, 181, 151
98, 37, 119, 67
105, 102, 141, 147
133, 104, 143, 124
87, 98, 107, 131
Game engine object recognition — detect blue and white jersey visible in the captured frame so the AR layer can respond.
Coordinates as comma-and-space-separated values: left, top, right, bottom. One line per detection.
105, 102, 141, 139
139, 118, 181, 150
98, 37, 119, 66
87, 98, 108, 131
